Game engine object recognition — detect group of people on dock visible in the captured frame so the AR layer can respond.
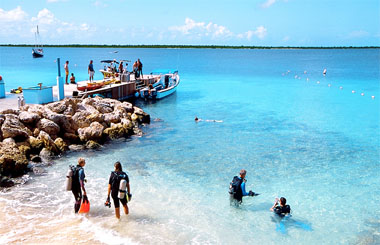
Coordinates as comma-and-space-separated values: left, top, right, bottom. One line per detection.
62, 58, 143, 85
69, 159, 290, 219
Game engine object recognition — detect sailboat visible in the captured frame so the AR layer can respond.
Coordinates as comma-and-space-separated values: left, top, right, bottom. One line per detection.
32, 25, 43, 58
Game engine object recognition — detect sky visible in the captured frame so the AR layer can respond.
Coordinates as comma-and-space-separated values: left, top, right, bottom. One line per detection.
0, 0, 379, 46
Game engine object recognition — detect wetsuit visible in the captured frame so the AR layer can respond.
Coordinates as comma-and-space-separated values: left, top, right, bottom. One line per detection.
274, 205, 291, 217
231, 176, 250, 203
109, 171, 129, 208
72, 165, 85, 213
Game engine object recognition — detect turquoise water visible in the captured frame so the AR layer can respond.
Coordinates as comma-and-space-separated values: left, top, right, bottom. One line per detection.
0, 47, 379, 244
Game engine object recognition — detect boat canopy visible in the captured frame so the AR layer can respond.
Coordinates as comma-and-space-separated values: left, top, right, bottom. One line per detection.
151, 69, 178, 74
100, 60, 119, 64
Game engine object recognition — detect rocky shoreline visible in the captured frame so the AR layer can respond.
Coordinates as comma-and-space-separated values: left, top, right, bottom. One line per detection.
0, 97, 150, 187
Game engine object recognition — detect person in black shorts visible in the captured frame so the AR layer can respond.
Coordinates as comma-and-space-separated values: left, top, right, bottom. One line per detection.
105, 161, 131, 219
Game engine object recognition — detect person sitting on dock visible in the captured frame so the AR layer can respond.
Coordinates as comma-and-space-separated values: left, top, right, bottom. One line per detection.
70, 73, 76, 84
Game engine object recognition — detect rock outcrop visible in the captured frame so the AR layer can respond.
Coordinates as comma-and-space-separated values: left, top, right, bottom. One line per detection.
0, 97, 150, 183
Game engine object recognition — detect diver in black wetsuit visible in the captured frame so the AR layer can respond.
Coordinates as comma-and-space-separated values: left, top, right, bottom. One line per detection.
270, 197, 291, 217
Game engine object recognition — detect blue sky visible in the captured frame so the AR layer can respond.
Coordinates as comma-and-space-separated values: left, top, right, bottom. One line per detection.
0, 0, 379, 46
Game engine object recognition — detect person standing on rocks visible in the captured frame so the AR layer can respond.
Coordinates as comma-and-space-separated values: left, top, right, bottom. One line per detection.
72, 157, 87, 213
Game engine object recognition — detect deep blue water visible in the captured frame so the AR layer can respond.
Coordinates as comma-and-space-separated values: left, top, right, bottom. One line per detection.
0, 47, 379, 244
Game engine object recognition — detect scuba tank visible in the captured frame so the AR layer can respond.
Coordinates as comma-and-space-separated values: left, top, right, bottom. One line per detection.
65, 166, 74, 191
118, 178, 127, 199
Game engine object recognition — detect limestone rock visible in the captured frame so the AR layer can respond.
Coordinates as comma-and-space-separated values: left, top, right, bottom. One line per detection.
54, 137, 68, 152
116, 102, 134, 114
86, 140, 101, 149
0, 176, 14, 187
104, 113, 121, 125
26, 104, 45, 117
0, 142, 29, 176
104, 123, 125, 140
0, 108, 19, 115
39, 147, 54, 160
77, 122, 104, 142
72, 110, 92, 128
28, 136, 44, 152
38, 130, 59, 154
63, 133, 79, 143
68, 144, 85, 151
47, 101, 67, 113
93, 101, 113, 114
1, 114, 30, 140
18, 111, 40, 125
37, 118, 60, 136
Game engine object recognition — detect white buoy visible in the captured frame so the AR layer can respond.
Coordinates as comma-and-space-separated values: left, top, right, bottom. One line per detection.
295, 75, 298, 79
323, 68, 327, 75
306, 78, 309, 81
317, 81, 320, 84
340, 86, 343, 90
352, 90, 355, 93
328, 84, 331, 87
371, 95, 375, 99
361, 93, 364, 96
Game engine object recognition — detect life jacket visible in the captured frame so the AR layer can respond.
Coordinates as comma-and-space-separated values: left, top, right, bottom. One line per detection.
229, 176, 243, 202
110, 171, 128, 192
71, 165, 83, 190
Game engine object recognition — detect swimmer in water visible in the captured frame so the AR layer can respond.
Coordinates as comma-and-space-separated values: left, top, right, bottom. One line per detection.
195, 116, 223, 123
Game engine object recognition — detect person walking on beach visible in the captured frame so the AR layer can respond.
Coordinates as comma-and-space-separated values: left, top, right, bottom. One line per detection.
105, 161, 131, 219
71, 157, 87, 213
64, 61, 69, 84
88, 60, 95, 82
137, 58, 143, 78
229, 169, 257, 205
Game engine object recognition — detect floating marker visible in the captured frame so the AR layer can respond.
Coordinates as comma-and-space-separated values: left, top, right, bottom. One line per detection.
295, 75, 298, 79
372, 96, 375, 99
317, 81, 320, 84
328, 84, 331, 87
352, 90, 355, 93
306, 78, 309, 81
361, 93, 364, 96
340, 86, 343, 90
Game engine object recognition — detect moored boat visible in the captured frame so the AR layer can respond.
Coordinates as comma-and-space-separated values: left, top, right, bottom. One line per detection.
140, 70, 180, 100
32, 26, 43, 58
77, 82, 104, 92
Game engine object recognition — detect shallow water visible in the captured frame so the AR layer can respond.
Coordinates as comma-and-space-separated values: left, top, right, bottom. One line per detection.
0, 47, 379, 244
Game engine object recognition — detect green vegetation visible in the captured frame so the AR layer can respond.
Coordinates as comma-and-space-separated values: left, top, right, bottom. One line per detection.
0, 44, 379, 49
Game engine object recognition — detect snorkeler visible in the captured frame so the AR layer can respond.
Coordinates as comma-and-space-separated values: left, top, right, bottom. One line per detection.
270, 197, 291, 217
194, 116, 223, 123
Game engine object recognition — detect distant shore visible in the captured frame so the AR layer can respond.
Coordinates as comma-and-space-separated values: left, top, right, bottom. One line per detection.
0, 44, 379, 49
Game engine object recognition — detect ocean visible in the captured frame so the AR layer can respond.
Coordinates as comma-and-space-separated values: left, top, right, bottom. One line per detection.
0, 47, 379, 244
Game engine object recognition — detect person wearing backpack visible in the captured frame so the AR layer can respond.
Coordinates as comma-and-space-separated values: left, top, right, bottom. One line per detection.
105, 161, 131, 219
71, 157, 87, 213
229, 169, 257, 205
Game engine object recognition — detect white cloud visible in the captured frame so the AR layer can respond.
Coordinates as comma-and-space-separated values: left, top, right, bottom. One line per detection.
348, 30, 369, 38
261, 0, 276, 8
0, 6, 28, 22
170, 18, 267, 42
241, 26, 267, 40
31, 8, 56, 25
170, 18, 233, 39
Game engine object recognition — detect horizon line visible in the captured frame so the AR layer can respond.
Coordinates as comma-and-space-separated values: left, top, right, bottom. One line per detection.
1, 44, 379, 49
